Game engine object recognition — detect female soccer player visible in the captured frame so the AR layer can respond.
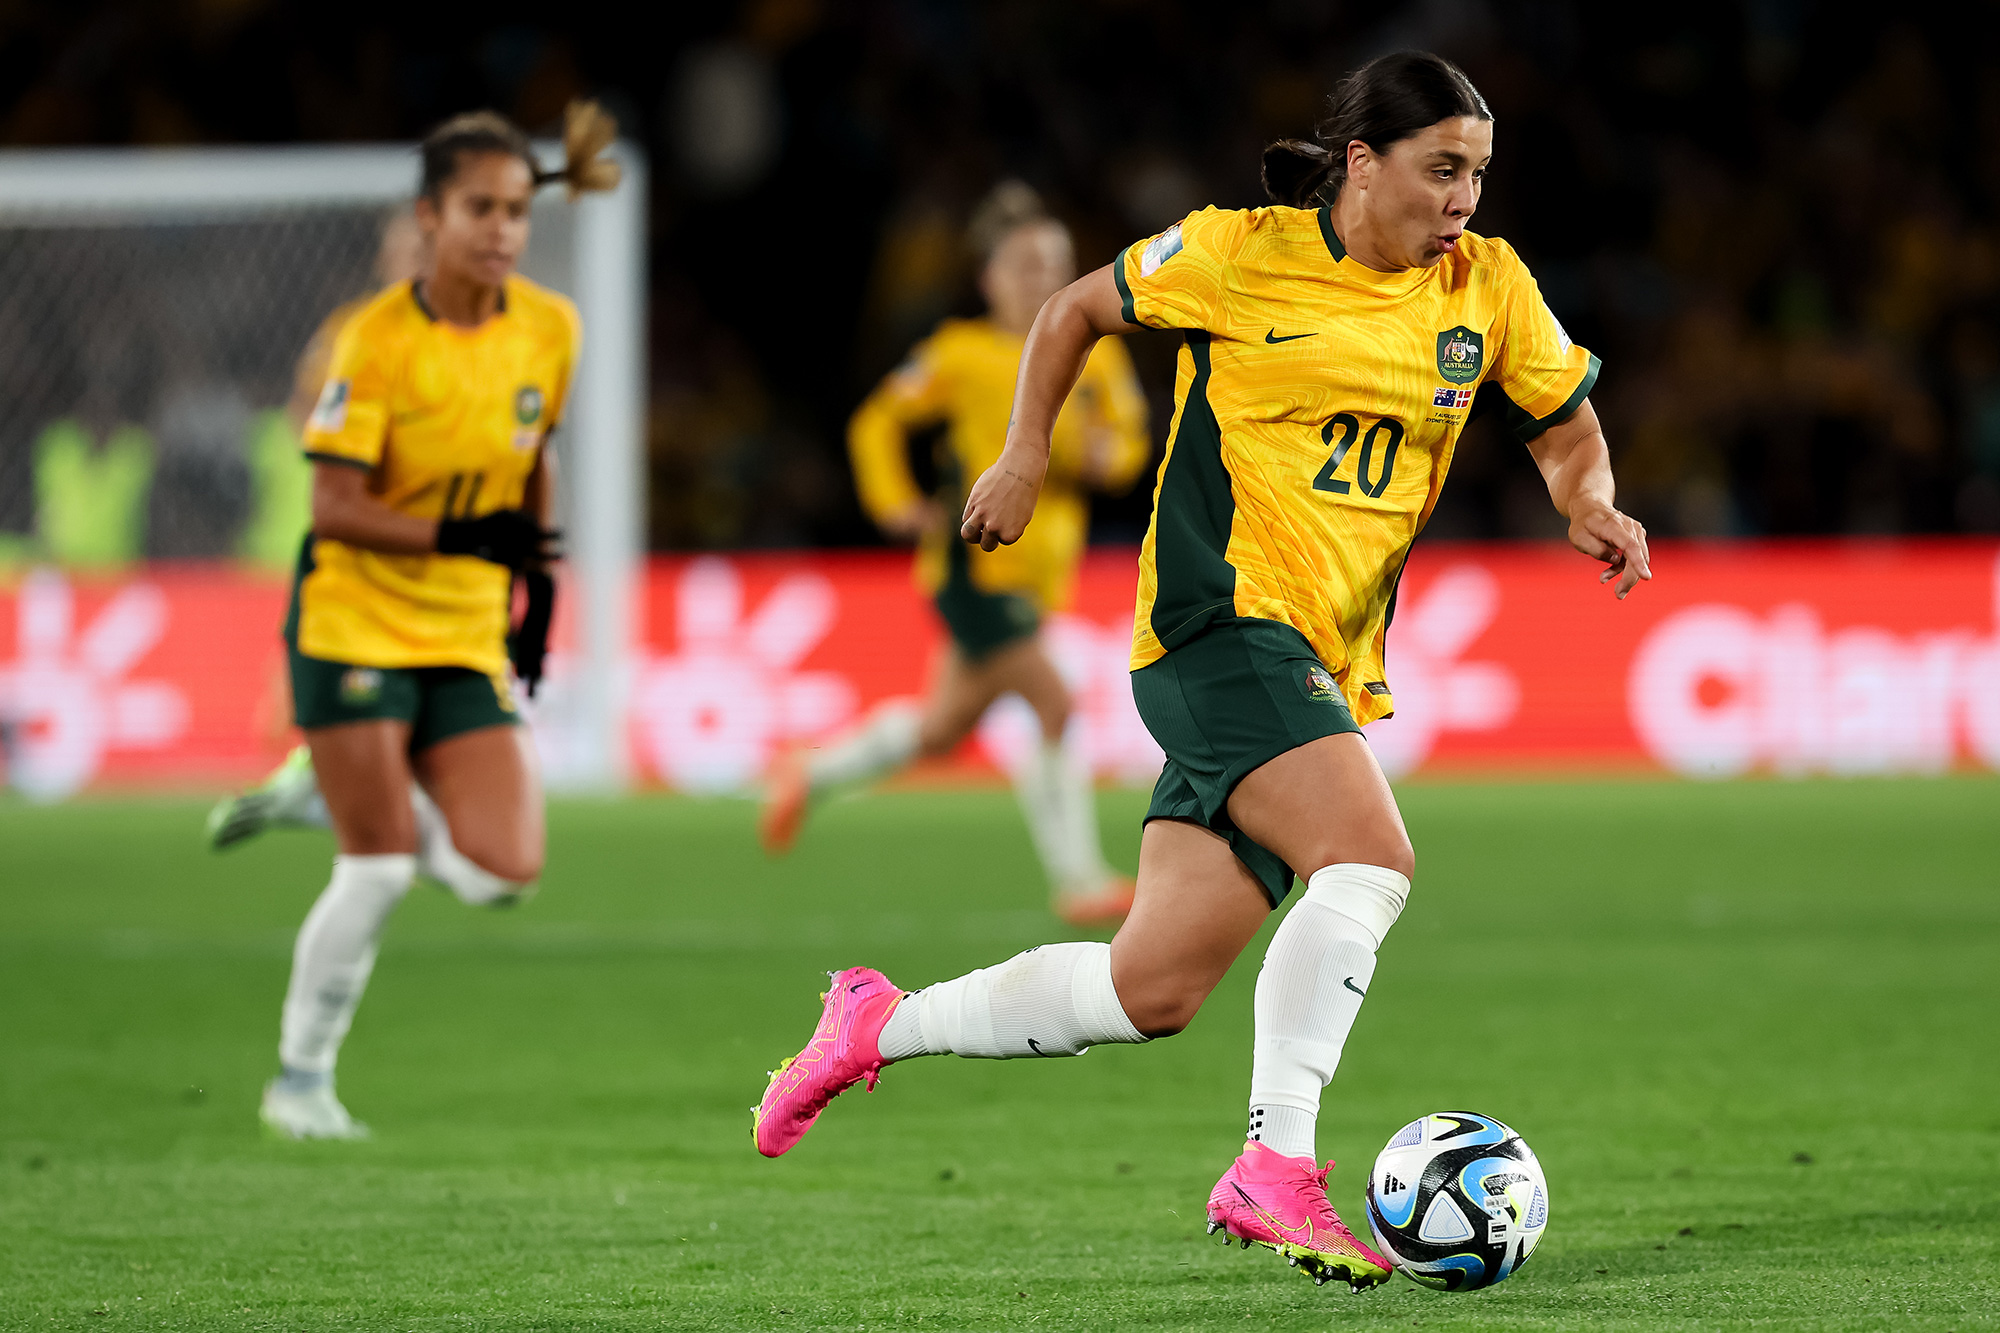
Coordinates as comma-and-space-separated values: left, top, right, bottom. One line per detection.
256, 102, 619, 1140
759, 183, 1151, 926
751, 52, 1651, 1290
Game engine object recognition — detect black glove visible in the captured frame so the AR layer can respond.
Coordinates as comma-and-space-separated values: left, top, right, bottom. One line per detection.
436, 509, 561, 571
508, 567, 556, 698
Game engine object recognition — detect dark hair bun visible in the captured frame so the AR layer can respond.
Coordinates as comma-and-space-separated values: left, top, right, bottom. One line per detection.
1262, 138, 1337, 208
1264, 51, 1491, 209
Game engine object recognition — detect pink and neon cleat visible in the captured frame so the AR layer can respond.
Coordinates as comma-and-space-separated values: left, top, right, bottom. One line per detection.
1205, 1138, 1394, 1291
753, 966, 905, 1158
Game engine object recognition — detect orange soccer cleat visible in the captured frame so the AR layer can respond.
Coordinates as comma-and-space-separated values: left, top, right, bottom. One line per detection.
758, 747, 811, 856
1054, 875, 1136, 928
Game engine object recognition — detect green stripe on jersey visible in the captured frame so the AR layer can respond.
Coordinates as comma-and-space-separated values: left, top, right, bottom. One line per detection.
1148, 332, 1238, 650
1491, 352, 1602, 446
1317, 207, 1346, 261
1112, 243, 1137, 326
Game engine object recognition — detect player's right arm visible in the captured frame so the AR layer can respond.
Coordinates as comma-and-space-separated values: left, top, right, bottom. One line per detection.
967, 208, 1239, 550
301, 318, 435, 554
848, 339, 952, 541
963, 265, 1135, 550
302, 313, 551, 569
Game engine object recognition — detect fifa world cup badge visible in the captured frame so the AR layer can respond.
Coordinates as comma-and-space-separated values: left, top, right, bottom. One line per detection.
1435, 326, 1485, 384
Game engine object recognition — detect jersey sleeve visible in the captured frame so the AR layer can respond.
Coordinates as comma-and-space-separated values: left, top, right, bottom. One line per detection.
1074, 335, 1152, 493
1484, 242, 1600, 445
299, 315, 393, 470
847, 334, 953, 525
1113, 207, 1251, 332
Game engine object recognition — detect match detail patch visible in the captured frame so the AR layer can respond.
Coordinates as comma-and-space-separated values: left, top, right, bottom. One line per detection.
1140, 223, 1184, 277
310, 380, 351, 433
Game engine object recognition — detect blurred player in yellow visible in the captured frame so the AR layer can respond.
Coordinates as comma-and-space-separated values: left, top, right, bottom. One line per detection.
754, 53, 1651, 1291
237, 103, 619, 1140
760, 183, 1151, 926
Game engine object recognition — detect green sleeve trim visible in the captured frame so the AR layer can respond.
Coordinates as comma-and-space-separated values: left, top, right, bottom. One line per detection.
1113, 243, 1137, 327
1497, 352, 1601, 446
303, 450, 374, 472
1317, 207, 1346, 261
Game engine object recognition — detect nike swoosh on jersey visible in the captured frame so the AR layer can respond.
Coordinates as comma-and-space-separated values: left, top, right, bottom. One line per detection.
1264, 329, 1317, 343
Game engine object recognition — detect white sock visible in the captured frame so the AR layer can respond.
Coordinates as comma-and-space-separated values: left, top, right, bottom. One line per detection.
876, 940, 1146, 1060
806, 701, 922, 790
1247, 863, 1412, 1160
277, 853, 416, 1076
412, 786, 524, 906
1012, 734, 1112, 895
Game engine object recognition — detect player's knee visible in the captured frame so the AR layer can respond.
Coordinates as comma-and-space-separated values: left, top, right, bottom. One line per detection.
1304, 829, 1414, 884
333, 807, 417, 857
1116, 982, 1205, 1039
457, 837, 542, 886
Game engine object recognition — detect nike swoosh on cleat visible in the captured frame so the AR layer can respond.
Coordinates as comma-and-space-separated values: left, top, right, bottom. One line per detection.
1342, 977, 1366, 997
1233, 1183, 1313, 1243
1265, 329, 1316, 343
849, 982, 871, 993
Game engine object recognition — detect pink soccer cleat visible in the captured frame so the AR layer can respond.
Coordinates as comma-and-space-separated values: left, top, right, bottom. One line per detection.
1206, 1138, 1394, 1291
753, 966, 905, 1158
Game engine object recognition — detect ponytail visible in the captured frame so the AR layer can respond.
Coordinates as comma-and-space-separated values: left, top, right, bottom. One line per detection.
419, 100, 621, 203
540, 99, 622, 199
1263, 51, 1491, 208
1261, 139, 1338, 209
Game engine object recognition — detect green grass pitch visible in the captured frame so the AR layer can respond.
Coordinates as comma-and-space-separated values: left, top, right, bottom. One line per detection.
1, 777, 1995, 1331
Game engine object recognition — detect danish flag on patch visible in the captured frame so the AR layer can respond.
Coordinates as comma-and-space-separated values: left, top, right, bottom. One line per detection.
1432, 386, 1474, 409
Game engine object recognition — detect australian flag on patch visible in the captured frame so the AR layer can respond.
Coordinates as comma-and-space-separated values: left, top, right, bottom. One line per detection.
1432, 386, 1474, 409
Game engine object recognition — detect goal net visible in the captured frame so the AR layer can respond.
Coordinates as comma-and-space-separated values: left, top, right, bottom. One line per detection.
0, 145, 645, 793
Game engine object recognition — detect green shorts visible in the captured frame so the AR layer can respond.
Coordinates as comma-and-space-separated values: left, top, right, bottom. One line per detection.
288, 648, 519, 753
933, 540, 1040, 661
1130, 618, 1363, 906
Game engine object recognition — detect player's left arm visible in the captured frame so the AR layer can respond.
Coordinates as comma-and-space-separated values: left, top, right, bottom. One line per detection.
1523, 400, 1651, 599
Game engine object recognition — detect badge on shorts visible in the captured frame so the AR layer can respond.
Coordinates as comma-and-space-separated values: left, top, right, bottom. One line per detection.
339, 667, 383, 705
514, 384, 544, 425
1303, 664, 1339, 701
1435, 326, 1485, 384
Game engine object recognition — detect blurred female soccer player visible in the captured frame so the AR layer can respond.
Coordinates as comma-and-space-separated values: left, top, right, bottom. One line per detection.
253, 103, 619, 1140
759, 183, 1150, 926
752, 52, 1651, 1289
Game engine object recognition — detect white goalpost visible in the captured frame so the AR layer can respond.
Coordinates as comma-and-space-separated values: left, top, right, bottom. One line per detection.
0, 142, 647, 792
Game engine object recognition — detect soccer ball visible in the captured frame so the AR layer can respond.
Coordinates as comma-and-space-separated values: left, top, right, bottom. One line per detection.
1363, 1111, 1548, 1291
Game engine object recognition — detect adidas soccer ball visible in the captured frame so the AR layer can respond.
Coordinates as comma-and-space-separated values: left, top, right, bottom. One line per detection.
1363, 1111, 1548, 1291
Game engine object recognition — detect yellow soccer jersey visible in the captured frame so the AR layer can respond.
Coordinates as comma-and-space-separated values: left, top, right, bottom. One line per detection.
1117, 205, 1597, 724
293, 276, 580, 675
848, 317, 1149, 610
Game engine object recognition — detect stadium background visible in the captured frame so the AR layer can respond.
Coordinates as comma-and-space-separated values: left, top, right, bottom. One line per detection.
1, 7, 1996, 1331
2, 2, 1997, 797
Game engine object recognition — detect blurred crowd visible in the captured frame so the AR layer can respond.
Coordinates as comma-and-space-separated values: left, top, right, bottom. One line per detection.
3, 1, 1996, 549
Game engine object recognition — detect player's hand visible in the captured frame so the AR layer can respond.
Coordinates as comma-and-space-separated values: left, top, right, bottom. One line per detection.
960, 446, 1047, 551
508, 568, 556, 698
1567, 503, 1651, 599
436, 509, 562, 571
